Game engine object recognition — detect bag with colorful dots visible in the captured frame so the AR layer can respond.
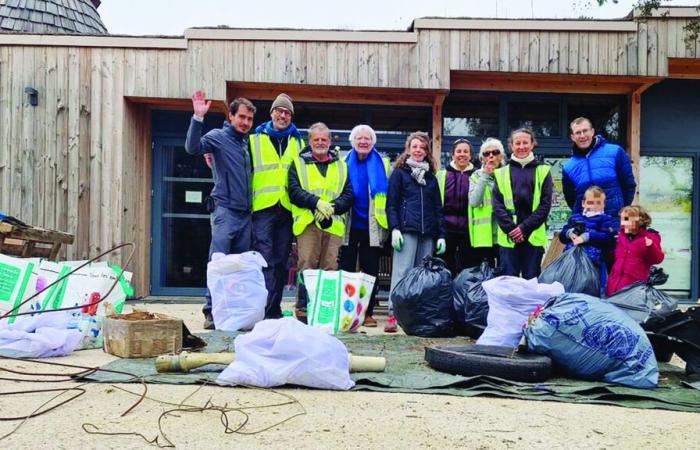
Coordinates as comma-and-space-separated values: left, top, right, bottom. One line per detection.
303, 269, 376, 334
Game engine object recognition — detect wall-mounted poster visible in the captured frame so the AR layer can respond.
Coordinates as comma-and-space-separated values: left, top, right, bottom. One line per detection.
639, 156, 693, 295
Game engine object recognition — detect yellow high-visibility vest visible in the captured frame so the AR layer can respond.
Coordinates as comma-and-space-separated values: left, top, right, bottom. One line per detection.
250, 133, 304, 212
291, 156, 348, 237
493, 164, 551, 248
468, 172, 494, 248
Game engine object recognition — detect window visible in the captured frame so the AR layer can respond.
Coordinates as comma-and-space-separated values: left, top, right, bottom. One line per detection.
567, 96, 627, 146
639, 156, 693, 296
507, 99, 560, 138
443, 93, 499, 138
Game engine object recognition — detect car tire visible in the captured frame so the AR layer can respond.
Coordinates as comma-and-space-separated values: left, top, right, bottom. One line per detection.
424, 344, 552, 382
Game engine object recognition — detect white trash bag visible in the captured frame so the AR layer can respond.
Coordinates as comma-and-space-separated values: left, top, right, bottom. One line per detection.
216, 317, 354, 390
0, 311, 81, 358
207, 251, 268, 332
477, 276, 565, 347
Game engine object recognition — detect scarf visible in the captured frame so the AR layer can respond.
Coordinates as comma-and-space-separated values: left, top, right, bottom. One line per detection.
510, 152, 535, 168
254, 120, 303, 141
346, 148, 388, 198
449, 161, 474, 172
405, 157, 430, 186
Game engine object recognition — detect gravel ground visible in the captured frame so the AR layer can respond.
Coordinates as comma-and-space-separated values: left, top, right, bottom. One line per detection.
0, 302, 698, 450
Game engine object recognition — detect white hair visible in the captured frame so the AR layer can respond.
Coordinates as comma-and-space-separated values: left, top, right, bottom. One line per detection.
349, 124, 377, 147
308, 122, 331, 139
479, 138, 506, 163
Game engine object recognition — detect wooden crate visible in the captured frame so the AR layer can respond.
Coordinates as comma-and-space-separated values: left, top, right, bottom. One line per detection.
103, 312, 183, 358
0, 221, 74, 259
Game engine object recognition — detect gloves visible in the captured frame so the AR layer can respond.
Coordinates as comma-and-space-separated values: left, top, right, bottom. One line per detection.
313, 210, 326, 223
436, 238, 446, 255
391, 229, 404, 252
316, 199, 334, 219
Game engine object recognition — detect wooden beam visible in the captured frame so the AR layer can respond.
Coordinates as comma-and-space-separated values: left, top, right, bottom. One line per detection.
432, 94, 446, 168
668, 58, 700, 79
627, 81, 659, 203
451, 71, 663, 94
227, 82, 447, 107
126, 96, 228, 114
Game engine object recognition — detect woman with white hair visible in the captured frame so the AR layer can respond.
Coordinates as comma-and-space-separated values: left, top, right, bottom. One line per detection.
339, 124, 390, 327
467, 137, 506, 267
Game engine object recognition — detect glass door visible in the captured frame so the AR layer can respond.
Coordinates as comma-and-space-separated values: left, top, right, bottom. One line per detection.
151, 138, 213, 295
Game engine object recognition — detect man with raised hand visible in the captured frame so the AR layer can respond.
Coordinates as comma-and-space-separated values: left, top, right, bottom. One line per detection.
185, 90, 256, 329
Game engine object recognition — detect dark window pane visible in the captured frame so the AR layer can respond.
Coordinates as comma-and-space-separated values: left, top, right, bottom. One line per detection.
163, 217, 210, 288
443, 93, 499, 138
567, 96, 627, 146
507, 100, 560, 137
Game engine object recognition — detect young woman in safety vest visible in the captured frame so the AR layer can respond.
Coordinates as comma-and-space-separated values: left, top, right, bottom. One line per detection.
491, 128, 553, 279
467, 137, 506, 268
436, 138, 477, 276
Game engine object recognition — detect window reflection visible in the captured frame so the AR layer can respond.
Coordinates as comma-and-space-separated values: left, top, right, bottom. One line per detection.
507, 100, 560, 137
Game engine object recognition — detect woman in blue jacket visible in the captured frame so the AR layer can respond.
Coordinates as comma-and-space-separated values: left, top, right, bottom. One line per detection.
385, 131, 446, 332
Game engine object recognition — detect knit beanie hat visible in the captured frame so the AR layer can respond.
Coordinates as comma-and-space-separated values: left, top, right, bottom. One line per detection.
270, 93, 294, 115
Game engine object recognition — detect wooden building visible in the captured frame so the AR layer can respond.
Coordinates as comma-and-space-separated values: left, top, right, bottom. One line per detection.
1, 6, 699, 299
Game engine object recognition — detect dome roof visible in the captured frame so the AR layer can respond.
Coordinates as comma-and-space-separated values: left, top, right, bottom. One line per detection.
0, 0, 107, 34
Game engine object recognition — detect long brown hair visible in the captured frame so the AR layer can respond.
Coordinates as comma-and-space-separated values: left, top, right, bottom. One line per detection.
394, 131, 437, 173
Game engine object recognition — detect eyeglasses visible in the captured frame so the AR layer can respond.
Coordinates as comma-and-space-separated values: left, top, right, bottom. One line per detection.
482, 150, 501, 157
273, 107, 292, 117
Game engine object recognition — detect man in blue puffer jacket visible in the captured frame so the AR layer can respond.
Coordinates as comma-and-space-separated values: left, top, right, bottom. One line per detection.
562, 117, 637, 220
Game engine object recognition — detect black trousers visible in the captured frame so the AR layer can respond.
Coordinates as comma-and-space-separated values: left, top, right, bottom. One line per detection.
444, 230, 483, 276
339, 227, 381, 317
499, 242, 544, 279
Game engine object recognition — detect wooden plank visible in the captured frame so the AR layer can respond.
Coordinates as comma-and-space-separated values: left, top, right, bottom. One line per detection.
337, 42, 349, 86
449, 30, 460, 69
628, 88, 642, 201
34, 48, 47, 228
100, 49, 114, 259
89, 50, 103, 255
647, 20, 659, 76
656, 20, 668, 77
498, 31, 509, 72
253, 41, 265, 83
0, 46, 11, 212
357, 42, 369, 86
20, 47, 35, 224
509, 32, 520, 72
667, 18, 678, 58
468, 31, 480, 71
346, 43, 359, 86
55, 48, 69, 241
77, 48, 91, 259
368, 43, 380, 86
378, 43, 389, 87
438, 31, 450, 87
305, 42, 318, 85
528, 32, 540, 73
326, 42, 339, 85
626, 32, 638, 76
568, 32, 579, 74
478, 30, 490, 71
557, 32, 569, 74
156, 50, 169, 98
588, 33, 599, 75
548, 32, 559, 72
316, 42, 327, 86
458, 31, 469, 69
489, 30, 499, 71
520, 31, 530, 73
167, 51, 181, 99
538, 32, 549, 73
617, 33, 627, 76
578, 32, 588, 75
386, 43, 399, 87
637, 22, 648, 76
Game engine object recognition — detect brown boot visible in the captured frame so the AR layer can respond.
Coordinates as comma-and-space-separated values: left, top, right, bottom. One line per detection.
295, 307, 308, 324
363, 315, 377, 327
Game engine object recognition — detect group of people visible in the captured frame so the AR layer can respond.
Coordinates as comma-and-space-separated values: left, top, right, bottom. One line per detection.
185, 90, 665, 332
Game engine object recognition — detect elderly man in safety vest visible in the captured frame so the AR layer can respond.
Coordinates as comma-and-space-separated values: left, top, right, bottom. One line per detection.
250, 94, 305, 318
287, 122, 354, 323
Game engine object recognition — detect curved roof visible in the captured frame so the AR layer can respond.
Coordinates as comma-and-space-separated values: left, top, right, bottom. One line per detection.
0, 0, 107, 34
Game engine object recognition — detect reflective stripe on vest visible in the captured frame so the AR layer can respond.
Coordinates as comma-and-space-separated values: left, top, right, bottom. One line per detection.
494, 164, 551, 248
291, 157, 347, 237
251, 133, 304, 212
468, 171, 494, 248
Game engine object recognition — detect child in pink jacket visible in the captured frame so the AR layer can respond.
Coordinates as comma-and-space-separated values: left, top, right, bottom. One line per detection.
606, 205, 665, 296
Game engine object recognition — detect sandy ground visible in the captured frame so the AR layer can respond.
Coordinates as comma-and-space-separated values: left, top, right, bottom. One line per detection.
1, 302, 698, 450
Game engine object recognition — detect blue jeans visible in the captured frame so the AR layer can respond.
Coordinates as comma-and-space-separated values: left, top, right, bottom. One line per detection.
388, 232, 434, 316
252, 206, 294, 319
204, 206, 252, 317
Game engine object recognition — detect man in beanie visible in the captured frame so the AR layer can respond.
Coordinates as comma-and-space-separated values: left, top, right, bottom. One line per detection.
185, 90, 256, 329
250, 93, 305, 318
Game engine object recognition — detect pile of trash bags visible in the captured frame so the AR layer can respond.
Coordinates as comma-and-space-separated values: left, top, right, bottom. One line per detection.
606, 267, 677, 325
391, 257, 454, 337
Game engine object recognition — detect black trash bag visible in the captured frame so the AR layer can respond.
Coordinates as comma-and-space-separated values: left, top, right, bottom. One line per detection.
607, 267, 677, 324
538, 246, 599, 296
452, 262, 499, 338
392, 256, 455, 337
643, 307, 700, 375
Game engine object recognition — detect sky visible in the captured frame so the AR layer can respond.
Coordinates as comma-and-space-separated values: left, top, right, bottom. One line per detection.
98, 0, 696, 36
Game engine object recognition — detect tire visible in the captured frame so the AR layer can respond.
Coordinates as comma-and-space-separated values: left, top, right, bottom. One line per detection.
424, 344, 552, 382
